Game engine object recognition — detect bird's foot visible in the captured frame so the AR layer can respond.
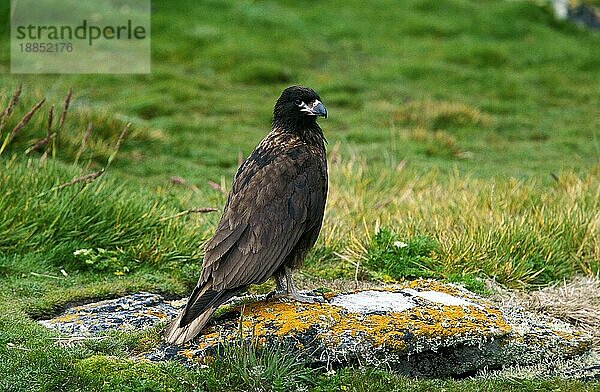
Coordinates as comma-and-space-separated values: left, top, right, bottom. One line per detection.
266, 289, 286, 302
271, 290, 326, 304
268, 267, 327, 303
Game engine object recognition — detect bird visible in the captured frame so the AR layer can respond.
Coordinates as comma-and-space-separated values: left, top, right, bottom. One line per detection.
164, 86, 328, 345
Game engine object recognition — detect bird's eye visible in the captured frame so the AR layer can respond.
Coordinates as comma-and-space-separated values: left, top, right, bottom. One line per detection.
294, 99, 303, 106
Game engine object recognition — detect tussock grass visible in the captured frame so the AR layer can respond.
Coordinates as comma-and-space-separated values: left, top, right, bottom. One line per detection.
394, 100, 490, 131
0, 159, 206, 272
315, 157, 599, 289
0, 86, 158, 170
0, 87, 207, 277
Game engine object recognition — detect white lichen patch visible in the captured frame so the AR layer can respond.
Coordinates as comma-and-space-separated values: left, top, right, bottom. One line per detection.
329, 288, 482, 314
329, 290, 416, 313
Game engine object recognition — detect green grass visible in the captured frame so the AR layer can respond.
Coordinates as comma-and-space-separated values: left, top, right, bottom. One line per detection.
0, 0, 599, 390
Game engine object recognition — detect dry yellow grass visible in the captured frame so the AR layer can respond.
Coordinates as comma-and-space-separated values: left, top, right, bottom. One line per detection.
511, 276, 600, 350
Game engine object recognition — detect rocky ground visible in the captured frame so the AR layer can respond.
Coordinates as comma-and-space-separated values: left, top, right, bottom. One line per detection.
39, 279, 600, 380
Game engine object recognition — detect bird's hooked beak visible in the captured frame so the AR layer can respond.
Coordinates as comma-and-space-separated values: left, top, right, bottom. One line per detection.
300, 99, 328, 118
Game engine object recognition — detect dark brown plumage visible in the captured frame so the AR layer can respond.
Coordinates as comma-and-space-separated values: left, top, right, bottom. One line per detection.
165, 86, 328, 344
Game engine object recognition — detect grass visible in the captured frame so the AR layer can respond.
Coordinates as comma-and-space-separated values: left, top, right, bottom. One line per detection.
323, 160, 599, 289
0, 0, 599, 390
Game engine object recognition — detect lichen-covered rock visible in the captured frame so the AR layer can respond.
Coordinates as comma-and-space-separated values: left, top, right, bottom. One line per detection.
39, 292, 181, 336
39, 280, 596, 378
145, 280, 592, 377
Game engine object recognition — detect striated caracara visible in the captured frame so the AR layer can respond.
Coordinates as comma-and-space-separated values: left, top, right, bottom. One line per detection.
164, 86, 328, 345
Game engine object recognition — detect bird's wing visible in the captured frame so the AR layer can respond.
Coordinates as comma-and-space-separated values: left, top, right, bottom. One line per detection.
200, 144, 326, 291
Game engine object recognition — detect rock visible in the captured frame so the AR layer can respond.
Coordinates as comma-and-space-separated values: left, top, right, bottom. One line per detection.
39, 292, 181, 336
552, 0, 600, 31
39, 280, 597, 378
568, 4, 600, 31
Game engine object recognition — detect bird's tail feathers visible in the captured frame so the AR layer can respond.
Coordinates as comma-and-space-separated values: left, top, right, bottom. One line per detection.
164, 305, 218, 345
164, 283, 239, 345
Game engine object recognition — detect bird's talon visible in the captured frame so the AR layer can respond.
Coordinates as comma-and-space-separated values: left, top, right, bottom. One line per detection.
309, 293, 327, 304
266, 290, 286, 301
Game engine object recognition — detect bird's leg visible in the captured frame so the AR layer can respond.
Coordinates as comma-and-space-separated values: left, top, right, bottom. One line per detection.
275, 271, 287, 294
283, 266, 325, 303
266, 270, 288, 300
267, 267, 325, 303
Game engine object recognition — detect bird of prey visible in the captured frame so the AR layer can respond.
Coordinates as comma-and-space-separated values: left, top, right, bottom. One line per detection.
165, 86, 328, 345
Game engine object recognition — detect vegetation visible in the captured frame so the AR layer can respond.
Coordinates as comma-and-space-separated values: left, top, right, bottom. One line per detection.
0, 0, 599, 390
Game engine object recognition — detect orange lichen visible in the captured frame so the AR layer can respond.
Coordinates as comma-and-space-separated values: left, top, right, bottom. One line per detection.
179, 349, 195, 359
402, 279, 470, 298
144, 310, 167, 318
52, 313, 81, 323
194, 331, 220, 351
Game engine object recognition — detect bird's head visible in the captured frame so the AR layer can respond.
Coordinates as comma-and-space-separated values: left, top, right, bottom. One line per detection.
273, 86, 327, 132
